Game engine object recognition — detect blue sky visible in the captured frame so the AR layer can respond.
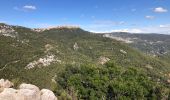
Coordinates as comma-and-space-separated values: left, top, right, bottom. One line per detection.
0, 0, 170, 33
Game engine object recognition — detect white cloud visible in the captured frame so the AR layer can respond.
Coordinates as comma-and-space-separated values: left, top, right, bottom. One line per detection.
83, 20, 126, 33
14, 5, 37, 11
159, 24, 170, 28
111, 29, 143, 33
133, 25, 170, 34
87, 25, 170, 34
145, 16, 155, 19
23, 5, 36, 10
127, 29, 143, 33
88, 28, 142, 33
154, 7, 168, 13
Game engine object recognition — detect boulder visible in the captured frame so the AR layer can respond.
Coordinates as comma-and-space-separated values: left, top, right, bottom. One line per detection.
0, 79, 14, 92
0, 88, 17, 100
40, 89, 57, 100
17, 89, 40, 100
0, 79, 57, 100
18, 83, 40, 100
19, 83, 40, 92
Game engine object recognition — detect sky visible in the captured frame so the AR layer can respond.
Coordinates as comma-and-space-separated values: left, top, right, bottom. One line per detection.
0, 0, 170, 34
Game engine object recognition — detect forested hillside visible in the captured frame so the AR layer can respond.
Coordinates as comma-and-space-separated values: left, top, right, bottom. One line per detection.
1, 23, 170, 99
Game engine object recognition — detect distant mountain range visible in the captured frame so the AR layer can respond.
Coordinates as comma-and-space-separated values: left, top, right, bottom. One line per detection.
104, 32, 170, 63
1, 23, 170, 99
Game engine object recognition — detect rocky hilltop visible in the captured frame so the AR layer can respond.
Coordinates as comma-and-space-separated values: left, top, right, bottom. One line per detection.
33, 25, 80, 32
0, 79, 57, 100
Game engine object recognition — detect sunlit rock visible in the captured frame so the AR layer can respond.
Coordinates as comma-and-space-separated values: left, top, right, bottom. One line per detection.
40, 89, 57, 100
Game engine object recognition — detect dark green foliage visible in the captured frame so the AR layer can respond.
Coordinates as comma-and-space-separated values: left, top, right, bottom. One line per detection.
57, 62, 170, 99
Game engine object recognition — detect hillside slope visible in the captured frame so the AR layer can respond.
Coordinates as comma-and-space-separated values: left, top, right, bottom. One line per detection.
104, 32, 170, 64
0, 23, 170, 99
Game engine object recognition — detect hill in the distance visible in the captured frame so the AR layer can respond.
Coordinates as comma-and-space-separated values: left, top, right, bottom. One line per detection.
103, 32, 170, 64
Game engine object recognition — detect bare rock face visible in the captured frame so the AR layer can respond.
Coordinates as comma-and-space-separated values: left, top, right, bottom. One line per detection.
17, 89, 40, 100
40, 89, 57, 100
18, 84, 40, 100
73, 42, 79, 50
98, 56, 110, 65
120, 49, 127, 54
0, 79, 14, 91
0, 24, 17, 38
145, 64, 153, 69
19, 84, 40, 92
0, 88, 17, 100
0, 79, 57, 100
33, 25, 80, 32
25, 54, 57, 69
45, 44, 53, 52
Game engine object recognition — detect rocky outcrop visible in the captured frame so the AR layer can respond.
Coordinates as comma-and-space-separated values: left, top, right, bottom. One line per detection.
0, 88, 17, 100
0, 24, 17, 38
45, 44, 53, 53
120, 49, 127, 54
98, 56, 110, 65
33, 25, 80, 32
73, 42, 79, 50
0, 79, 14, 92
0, 79, 57, 100
25, 54, 61, 69
41, 89, 57, 100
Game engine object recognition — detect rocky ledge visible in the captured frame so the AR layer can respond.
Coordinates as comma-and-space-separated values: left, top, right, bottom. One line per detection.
0, 79, 57, 100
